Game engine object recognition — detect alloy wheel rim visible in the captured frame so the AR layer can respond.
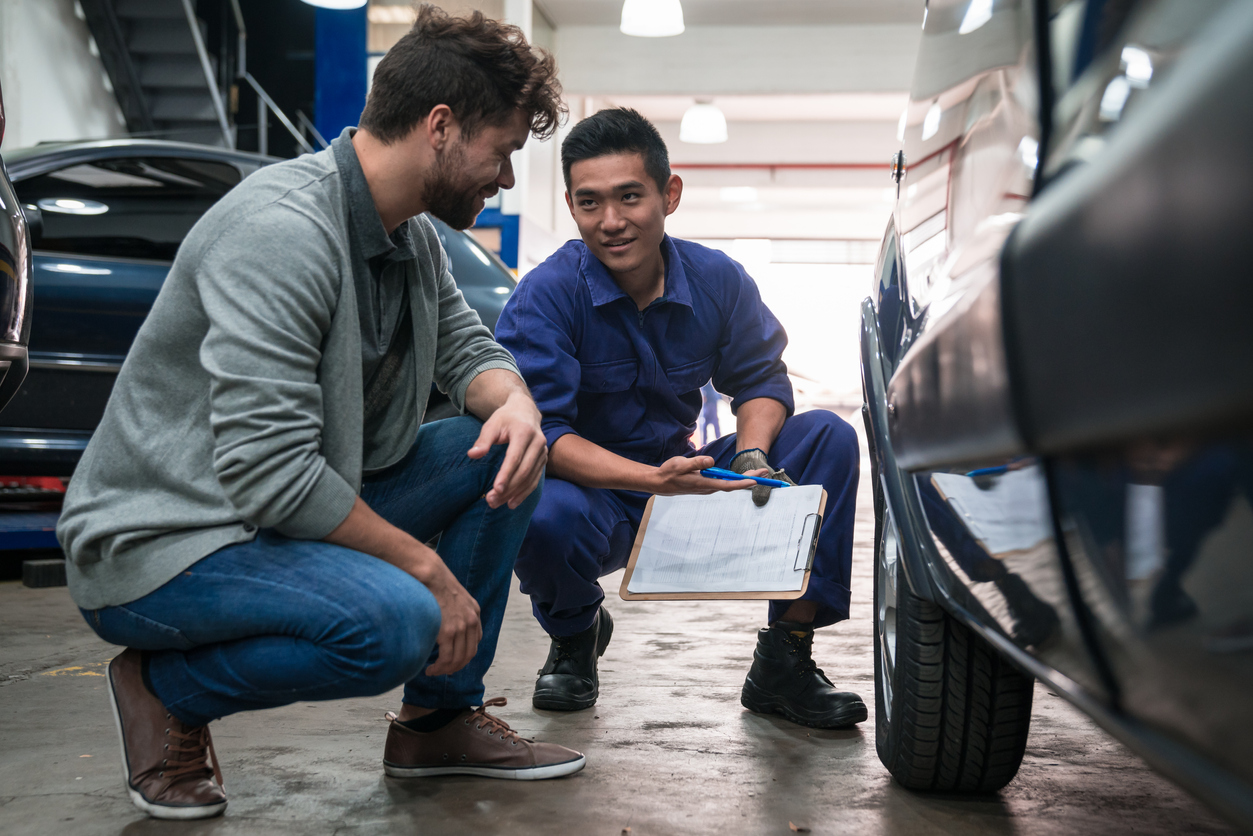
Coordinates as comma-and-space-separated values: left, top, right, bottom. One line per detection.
878, 504, 900, 712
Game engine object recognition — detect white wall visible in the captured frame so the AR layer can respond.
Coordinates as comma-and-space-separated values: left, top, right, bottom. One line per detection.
0, 0, 126, 150
554, 24, 921, 95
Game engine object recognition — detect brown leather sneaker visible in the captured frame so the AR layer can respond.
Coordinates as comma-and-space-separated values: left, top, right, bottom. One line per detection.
383, 697, 586, 780
107, 649, 227, 820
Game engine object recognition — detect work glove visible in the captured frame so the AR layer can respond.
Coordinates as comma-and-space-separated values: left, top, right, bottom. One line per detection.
729, 448, 796, 507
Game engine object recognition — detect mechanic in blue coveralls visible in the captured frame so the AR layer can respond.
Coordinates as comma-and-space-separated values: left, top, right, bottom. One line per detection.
495, 108, 865, 729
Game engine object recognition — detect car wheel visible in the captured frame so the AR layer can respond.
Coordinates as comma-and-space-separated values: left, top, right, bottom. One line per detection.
873, 478, 1035, 792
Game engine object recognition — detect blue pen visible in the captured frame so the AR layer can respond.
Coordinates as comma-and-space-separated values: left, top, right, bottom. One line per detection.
965, 465, 1009, 478
700, 466, 791, 488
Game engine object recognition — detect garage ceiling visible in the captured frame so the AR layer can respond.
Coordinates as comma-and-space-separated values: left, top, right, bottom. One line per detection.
535, 0, 926, 27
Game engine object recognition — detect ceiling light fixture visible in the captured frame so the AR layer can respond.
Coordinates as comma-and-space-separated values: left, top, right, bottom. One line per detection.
301, 0, 367, 10
680, 101, 727, 144
621, 0, 685, 38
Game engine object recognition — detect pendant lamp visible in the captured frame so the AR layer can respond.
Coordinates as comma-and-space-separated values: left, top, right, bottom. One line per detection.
621, 0, 685, 38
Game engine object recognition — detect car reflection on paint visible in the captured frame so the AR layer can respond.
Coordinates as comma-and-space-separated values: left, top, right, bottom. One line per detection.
0, 79, 33, 417
863, 0, 1253, 828
0, 139, 517, 475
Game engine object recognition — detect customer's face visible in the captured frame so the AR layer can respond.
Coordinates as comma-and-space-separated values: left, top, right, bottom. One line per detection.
425, 109, 530, 230
566, 152, 681, 278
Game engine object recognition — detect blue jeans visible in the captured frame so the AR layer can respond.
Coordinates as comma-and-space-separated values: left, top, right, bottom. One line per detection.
515, 409, 859, 636
81, 416, 540, 727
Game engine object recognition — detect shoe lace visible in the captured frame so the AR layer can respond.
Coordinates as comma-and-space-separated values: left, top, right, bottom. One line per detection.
783, 630, 827, 680
161, 715, 224, 789
551, 635, 578, 664
469, 697, 523, 743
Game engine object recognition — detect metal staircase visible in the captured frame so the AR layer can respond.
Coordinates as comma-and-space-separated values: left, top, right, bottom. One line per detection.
81, 0, 231, 146
80, 0, 324, 154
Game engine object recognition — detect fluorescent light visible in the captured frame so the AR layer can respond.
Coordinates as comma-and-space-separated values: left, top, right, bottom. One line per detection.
719, 187, 758, 203
680, 102, 727, 144
44, 263, 112, 275
1121, 45, 1153, 87
38, 197, 108, 215
301, 0, 366, 9
1017, 136, 1038, 170
959, 0, 993, 35
921, 101, 942, 141
1099, 76, 1131, 121
621, 0, 684, 38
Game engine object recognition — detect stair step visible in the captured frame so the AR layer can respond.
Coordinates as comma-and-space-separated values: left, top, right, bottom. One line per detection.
115, 0, 184, 20
138, 55, 214, 89
127, 19, 196, 54
149, 91, 219, 121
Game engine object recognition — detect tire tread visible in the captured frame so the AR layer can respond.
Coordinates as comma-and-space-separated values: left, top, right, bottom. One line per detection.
876, 549, 1034, 793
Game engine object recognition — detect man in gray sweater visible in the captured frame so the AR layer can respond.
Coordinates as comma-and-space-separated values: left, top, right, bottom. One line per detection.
57, 7, 581, 821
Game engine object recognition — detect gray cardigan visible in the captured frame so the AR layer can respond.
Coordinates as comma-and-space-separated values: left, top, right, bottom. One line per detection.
57, 145, 518, 610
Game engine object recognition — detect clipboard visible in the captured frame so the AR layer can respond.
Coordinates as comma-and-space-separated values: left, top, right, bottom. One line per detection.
619, 487, 827, 601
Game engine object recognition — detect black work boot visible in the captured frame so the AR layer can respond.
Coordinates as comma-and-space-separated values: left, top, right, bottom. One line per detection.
533, 607, 614, 711
741, 621, 867, 729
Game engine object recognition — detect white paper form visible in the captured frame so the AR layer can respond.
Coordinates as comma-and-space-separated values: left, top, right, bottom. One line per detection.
626, 484, 824, 594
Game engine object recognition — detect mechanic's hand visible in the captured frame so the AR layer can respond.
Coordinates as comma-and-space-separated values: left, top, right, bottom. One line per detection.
730, 448, 796, 506
650, 455, 756, 496
468, 391, 547, 509
421, 559, 483, 677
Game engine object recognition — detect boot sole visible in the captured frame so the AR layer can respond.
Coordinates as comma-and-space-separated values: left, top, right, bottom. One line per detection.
384, 754, 586, 780
740, 678, 868, 729
532, 610, 615, 712
532, 689, 598, 711
107, 658, 227, 821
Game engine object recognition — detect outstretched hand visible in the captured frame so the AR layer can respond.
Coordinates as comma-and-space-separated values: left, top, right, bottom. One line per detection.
467, 392, 547, 509
650, 455, 759, 496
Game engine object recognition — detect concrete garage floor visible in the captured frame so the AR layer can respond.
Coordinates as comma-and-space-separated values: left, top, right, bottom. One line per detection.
0, 468, 1236, 835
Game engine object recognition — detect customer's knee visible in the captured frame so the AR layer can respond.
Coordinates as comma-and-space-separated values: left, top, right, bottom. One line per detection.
352, 581, 441, 691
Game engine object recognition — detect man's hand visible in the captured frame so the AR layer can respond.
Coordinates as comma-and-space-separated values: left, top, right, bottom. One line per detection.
649, 455, 757, 496
467, 391, 547, 509
420, 558, 483, 677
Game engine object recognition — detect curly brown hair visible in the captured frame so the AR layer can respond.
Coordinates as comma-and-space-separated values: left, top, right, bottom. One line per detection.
360, 3, 565, 143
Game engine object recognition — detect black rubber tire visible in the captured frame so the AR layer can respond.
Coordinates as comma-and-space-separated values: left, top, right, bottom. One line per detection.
873, 479, 1035, 793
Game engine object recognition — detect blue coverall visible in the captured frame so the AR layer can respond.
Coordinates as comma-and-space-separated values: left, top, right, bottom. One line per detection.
495, 236, 859, 636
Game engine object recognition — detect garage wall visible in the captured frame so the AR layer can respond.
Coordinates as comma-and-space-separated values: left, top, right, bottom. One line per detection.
0, 0, 126, 150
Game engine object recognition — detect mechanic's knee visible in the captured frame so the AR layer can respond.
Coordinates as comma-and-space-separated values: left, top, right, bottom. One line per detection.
802, 409, 859, 460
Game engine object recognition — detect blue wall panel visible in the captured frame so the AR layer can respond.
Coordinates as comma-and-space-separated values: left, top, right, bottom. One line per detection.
315, 7, 368, 142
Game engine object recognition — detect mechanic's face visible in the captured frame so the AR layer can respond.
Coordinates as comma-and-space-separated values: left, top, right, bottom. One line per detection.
566, 152, 681, 277
425, 109, 529, 230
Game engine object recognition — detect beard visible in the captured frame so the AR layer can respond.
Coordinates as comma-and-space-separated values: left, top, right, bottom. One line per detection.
423, 141, 487, 230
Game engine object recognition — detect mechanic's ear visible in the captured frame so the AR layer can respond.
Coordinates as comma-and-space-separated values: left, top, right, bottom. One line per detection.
664, 174, 683, 216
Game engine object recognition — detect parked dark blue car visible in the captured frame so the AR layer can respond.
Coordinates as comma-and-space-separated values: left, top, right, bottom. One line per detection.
864, 0, 1253, 828
1, 139, 517, 475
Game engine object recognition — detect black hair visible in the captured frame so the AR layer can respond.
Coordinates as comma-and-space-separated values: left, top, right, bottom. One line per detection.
561, 108, 670, 194
360, 4, 564, 143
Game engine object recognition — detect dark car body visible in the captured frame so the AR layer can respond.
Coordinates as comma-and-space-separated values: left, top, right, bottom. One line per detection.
0, 80, 33, 415
0, 139, 517, 475
863, 0, 1253, 827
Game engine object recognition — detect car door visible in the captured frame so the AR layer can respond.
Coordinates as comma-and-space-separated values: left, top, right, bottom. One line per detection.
3, 155, 245, 471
